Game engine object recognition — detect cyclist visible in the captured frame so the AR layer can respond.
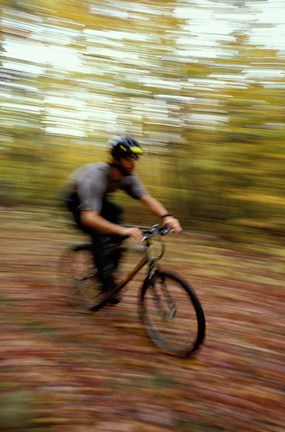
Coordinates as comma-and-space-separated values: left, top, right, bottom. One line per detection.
63, 135, 181, 303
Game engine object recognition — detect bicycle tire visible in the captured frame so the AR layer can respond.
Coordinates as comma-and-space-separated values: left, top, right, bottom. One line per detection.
140, 270, 206, 358
59, 244, 107, 311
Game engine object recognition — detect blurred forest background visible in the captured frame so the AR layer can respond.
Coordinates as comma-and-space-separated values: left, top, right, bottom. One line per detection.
1, 3, 285, 431
1, 0, 285, 235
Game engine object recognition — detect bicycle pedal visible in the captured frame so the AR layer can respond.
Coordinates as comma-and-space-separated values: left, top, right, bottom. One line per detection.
89, 300, 108, 312
107, 297, 121, 306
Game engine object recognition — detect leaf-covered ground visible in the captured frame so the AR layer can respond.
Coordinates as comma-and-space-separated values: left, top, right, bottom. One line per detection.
0, 211, 284, 432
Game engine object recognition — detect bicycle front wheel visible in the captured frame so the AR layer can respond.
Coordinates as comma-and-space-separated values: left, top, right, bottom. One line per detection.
140, 271, 206, 358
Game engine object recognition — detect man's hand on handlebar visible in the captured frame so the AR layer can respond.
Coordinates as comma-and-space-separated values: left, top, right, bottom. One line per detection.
122, 226, 143, 242
162, 216, 182, 234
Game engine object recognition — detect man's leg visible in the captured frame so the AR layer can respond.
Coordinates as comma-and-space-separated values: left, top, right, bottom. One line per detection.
91, 200, 125, 292
90, 231, 116, 290
70, 195, 124, 293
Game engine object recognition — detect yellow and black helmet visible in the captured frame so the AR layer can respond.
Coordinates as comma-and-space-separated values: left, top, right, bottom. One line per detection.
110, 135, 143, 159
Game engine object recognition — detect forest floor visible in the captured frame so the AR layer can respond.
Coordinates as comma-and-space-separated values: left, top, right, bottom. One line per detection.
0, 210, 284, 432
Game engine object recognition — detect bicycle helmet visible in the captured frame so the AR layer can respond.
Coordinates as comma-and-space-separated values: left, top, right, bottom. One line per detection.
110, 135, 143, 160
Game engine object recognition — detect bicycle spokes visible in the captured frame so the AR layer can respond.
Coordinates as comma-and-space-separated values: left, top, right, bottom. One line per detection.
65, 247, 102, 309
150, 276, 177, 321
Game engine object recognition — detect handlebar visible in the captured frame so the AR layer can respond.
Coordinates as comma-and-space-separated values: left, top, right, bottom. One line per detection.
120, 223, 173, 243
142, 224, 172, 242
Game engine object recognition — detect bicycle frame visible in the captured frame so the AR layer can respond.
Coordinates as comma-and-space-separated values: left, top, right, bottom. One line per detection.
109, 236, 164, 291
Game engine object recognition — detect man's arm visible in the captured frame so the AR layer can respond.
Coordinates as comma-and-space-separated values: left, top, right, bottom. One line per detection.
139, 194, 182, 234
80, 211, 142, 241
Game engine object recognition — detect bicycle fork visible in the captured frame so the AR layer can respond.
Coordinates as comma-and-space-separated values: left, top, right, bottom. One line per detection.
143, 270, 176, 321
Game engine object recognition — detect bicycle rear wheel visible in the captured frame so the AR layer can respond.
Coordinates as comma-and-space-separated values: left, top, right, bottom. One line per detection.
140, 270, 206, 358
60, 244, 104, 310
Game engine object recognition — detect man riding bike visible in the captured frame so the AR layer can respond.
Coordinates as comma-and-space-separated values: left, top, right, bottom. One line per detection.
63, 135, 181, 304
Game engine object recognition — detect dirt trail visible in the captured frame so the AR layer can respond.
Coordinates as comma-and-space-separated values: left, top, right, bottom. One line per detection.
0, 211, 284, 432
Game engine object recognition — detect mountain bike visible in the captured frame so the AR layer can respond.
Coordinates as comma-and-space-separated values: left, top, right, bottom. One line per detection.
60, 224, 206, 358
